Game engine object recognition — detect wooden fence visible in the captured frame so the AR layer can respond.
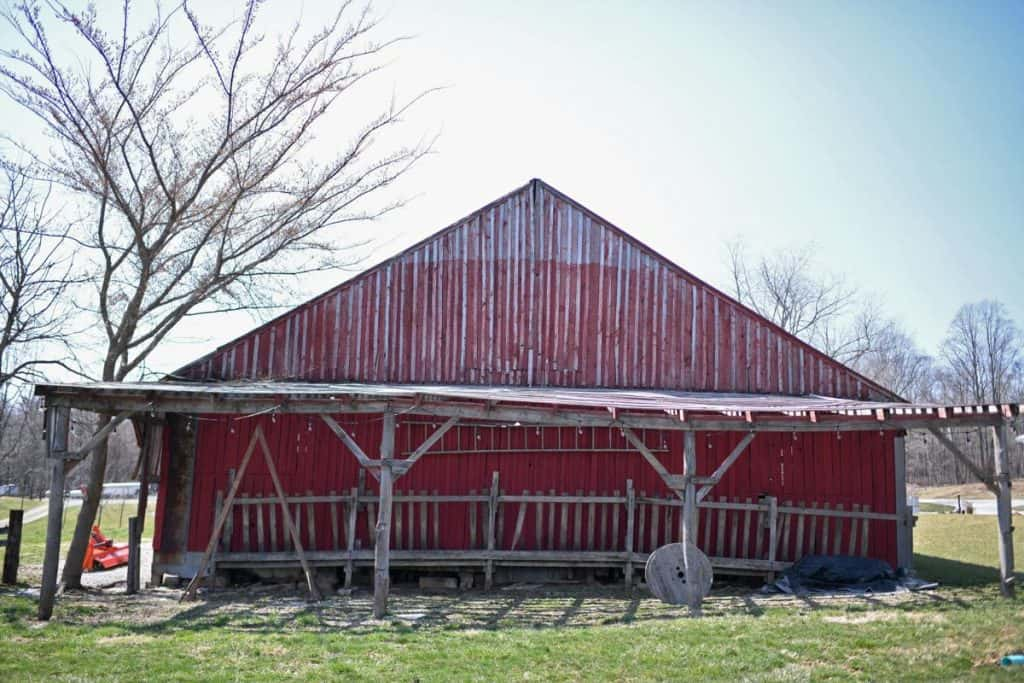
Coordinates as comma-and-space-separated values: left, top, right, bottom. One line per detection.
210, 472, 896, 585
1, 509, 23, 585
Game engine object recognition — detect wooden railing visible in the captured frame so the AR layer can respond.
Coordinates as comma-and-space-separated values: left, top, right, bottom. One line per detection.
211, 472, 897, 585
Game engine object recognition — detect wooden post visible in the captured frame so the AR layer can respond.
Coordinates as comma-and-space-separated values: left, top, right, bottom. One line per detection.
767, 496, 778, 569
344, 486, 358, 588
894, 434, 912, 570
624, 479, 635, 586
126, 516, 141, 594
136, 420, 163, 537
992, 422, 1015, 598
373, 410, 396, 619
39, 405, 70, 621
682, 431, 701, 615
485, 471, 500, 589
2, 509, 23, 585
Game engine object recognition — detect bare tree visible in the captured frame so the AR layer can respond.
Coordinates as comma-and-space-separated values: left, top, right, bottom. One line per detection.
849, 320, 937, 402
0, 0, 433, 587
725, 240, 893, 365
0, 165, 79, 386
939, 300, 1023, 404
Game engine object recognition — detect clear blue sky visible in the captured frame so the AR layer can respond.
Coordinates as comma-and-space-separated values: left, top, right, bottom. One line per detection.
2, 1, 1022, 374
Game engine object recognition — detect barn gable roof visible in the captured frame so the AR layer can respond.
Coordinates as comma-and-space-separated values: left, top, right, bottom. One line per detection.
174, 179, 898, 401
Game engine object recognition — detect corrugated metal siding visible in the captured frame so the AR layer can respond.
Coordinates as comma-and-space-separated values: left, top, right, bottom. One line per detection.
184, 414, 897, 566
177, 181, 891, 401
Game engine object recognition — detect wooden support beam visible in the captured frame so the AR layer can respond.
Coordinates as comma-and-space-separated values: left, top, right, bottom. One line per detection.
182, 428, 263, 600
682, 431, 700, 616
136, 420, 163, 538
621, 426, 684, 500
393, 417, 458, 479
926, 427, 997, 494
321, 415, 380, 480
182, 426, 320, 601
39, 406, 70, 621
258, 428, 320, 600
697, 432, 756, 502
894, 435, 912, 570
373, 410, 396, 619
992, 422, 1015, 598
48, 392, 1006, 433
485, 471, 500, 588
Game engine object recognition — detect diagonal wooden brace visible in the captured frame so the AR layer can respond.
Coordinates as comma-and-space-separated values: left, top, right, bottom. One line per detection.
620, 426, 685, 501
393, 417, 459, 480
926, 427, 997, 495
321, 415, 381, 481
697, 432, 756, 502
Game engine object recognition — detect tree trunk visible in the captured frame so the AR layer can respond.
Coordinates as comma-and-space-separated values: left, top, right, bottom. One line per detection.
60, 413, 112, 588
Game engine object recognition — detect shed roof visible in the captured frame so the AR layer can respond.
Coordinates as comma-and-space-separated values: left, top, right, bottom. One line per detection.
35, 380, 1018, 432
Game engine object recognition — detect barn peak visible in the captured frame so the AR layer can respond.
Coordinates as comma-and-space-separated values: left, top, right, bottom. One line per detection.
174, 179, 896, 401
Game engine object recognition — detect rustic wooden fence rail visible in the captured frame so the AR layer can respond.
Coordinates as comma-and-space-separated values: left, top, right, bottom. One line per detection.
1, 509, 24, 585
210, 472, 896, 584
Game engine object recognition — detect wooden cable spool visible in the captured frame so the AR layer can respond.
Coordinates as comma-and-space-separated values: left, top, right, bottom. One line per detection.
644, 542, 713, 605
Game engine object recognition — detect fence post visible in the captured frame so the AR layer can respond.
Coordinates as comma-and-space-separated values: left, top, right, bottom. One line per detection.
2, 509, 23, 585
624, 479, 635, 587
126, 516, 141, 594
485, 471, 500, 589
767, 496, 778, 569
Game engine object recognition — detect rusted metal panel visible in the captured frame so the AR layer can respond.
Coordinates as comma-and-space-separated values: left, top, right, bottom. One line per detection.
183, 414, 898, 567
173, 180, 894, 400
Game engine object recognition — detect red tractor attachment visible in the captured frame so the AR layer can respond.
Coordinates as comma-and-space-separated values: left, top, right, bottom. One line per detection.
82, 525, 130, 571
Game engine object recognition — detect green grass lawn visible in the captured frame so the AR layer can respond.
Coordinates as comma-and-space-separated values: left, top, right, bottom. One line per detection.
0, 496, 44, 522
0, 515, 1022, 680
917, 501, 954, 514
1, 500, 155, 566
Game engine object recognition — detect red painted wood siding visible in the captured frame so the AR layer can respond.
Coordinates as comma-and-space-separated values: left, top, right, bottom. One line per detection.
175, 414, 897, 567
176, 181, 893, 400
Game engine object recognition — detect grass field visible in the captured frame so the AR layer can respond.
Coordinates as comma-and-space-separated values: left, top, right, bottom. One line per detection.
9, 500, 155, 565
0, 496, 44, 521
0, 515, 1022, 680
913, 479, 1024, 500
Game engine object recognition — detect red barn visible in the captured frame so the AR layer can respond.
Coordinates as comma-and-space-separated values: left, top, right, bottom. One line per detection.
37, 179, 1020, 617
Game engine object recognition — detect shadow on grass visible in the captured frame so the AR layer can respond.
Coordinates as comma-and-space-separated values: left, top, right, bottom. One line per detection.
5, 560, 1012, 638
914, 553, 1016, 587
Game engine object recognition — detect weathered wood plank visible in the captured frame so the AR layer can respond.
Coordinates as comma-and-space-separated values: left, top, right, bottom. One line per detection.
794, 501, 805, 560
306, 490, 317, 550
511, 493, 528, 551
469, 489, 478, 548
587, 491, 597, 550
420, 490, 428, 550
715, 496, 727, 557
860, 505, 871, 557
241, 494, 250, 552
832, 503, 844, 555
624, 480, 635, 585
330, 491, 339, 551
848, 504, 860, 556
535, 492, 543, 550
742, 498, 752, 558
256, 494, 265, 553
808, 502, 818, 555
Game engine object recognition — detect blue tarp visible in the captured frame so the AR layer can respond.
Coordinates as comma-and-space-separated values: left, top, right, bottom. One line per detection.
763, 555, 938, 596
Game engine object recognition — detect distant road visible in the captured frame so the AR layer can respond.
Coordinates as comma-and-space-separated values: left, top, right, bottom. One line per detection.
1, 496, 150, 527
919, 498, 1000, 515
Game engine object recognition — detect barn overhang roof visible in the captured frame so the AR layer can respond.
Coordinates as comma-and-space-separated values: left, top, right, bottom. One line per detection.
34, 380, 1019, 432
